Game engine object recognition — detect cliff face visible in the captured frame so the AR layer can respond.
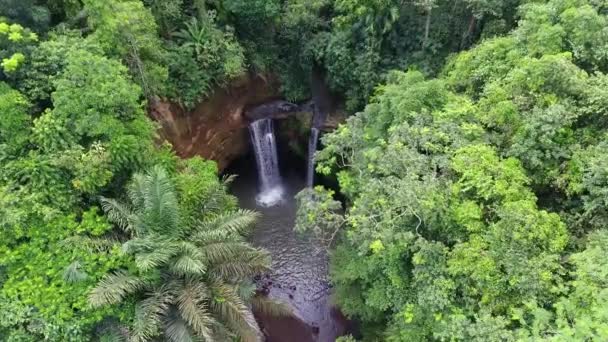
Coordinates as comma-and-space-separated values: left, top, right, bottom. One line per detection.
149, 73, 344, 172
149, 74, 280, 171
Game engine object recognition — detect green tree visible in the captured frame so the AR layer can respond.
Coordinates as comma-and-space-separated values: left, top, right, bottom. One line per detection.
0, 208, 131, 341
89, 166, 282, 341
51, 48, 155, 175
13, 31, 102, 108
167, 13, 245, 108
83, 0, 168, 96
0, 82, 30, 156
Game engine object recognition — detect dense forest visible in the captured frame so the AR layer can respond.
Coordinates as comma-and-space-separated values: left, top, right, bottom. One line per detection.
1, 0, 608, 341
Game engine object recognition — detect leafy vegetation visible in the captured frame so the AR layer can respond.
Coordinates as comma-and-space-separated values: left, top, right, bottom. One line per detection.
296, 0, 608, 340
3, 0, 608, 341
0, 2, 278, 340
89, 165, 277, 341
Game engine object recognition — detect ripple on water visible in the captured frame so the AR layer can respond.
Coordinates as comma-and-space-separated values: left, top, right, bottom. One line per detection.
230, 169, 349, 342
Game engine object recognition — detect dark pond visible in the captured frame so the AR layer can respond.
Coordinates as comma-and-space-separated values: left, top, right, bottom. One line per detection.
227, 153, 350, 342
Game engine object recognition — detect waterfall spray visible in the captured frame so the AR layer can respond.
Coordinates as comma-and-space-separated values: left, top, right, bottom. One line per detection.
249, 118, 284, 207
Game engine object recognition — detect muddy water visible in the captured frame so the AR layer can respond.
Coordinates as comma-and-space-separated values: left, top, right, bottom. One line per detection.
228, 156, 348, 342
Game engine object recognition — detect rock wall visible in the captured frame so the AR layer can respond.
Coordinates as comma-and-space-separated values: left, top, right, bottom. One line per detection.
149, 74, 281, 171
149, 73, 345, 172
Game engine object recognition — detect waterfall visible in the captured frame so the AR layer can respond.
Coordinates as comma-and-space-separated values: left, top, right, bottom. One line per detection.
249, 118, 284, 207
306, 127, 320, 188
307, 65, 330, 188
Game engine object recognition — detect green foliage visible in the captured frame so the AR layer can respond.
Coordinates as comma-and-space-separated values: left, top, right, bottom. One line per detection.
13, 31, 103, 108
0, 3, 285, 341
1, 52, 25, 72
143, 0, 185, 36
51, 48, 155, 174
298, 1, 608, 339
0, 0, 51, 32
307, 0, 518, 111
219, 0, 281, 73
174, 157, 237, 223
167, 13, 245, 108
52, 50, 142, 134
0, 208, 131, 341
547, 230, 608, 340
0, 19, 38, 77
83, 0, 168, 96
295, 186, 345, 251
0, 82, 30, 155
5, 0, 608, 340
90, 166, 279, 341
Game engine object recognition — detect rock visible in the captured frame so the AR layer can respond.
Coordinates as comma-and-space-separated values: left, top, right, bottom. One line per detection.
244, 100, 301, 121
149, 73, 280, 171
149, 72, 345, 172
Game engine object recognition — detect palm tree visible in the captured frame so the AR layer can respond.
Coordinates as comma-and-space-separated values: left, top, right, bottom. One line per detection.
89, 166, 287, 341
172, 16, 218, 58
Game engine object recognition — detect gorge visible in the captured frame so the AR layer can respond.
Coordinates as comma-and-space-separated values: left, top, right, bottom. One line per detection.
151, 72, 347, 341
7, 1, 608, 341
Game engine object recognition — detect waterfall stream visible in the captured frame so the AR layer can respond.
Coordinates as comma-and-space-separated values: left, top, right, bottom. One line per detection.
249, 118, 285, 207
306, 127, 320, 188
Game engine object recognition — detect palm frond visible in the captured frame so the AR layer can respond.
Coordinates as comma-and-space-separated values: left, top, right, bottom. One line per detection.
194, 210, 260, 241
208, 282, 261, 342
176, 279, 216, 341
63, 260, 88, 283
127, 173, 147, 211
178, 241, 207, 260
200, 242, 261, 265
89, 270, 148, 307
237, 281, 257, 301
170, 254, 207, 276
96, 322, 128, 342
142, 166, 180, 234
210, 250, 271, 281
62, 235, 119, 253
198, 183, 239, 214
164, 313, 195, 342
221, 174, 237, 186
192, 229, 243, 246
99, 331, 126, 342
130, 286, 174, 342
126, 239, 179, 272
100, 197, 135, 233
249, 296, 293, 318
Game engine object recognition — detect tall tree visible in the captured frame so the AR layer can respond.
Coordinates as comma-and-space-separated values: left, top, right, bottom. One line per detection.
82, 0, 168, 97
90, 166, 285, 341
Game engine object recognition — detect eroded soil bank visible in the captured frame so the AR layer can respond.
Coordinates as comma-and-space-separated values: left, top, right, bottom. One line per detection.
149, 74, 280, 171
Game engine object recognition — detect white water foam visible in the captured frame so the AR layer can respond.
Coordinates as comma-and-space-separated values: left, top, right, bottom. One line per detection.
249, 118, 285, 207
255, 186, 285, 207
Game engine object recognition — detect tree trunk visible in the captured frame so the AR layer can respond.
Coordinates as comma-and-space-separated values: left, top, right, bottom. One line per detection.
423, 9, 432, 46
194, 0, 207, 20
461, 14, 476, 49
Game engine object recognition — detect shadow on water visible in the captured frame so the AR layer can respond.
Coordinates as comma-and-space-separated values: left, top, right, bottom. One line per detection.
225, 151, 351, 342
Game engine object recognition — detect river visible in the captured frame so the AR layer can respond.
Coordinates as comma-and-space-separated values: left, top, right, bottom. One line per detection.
227, 153, 349, 342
